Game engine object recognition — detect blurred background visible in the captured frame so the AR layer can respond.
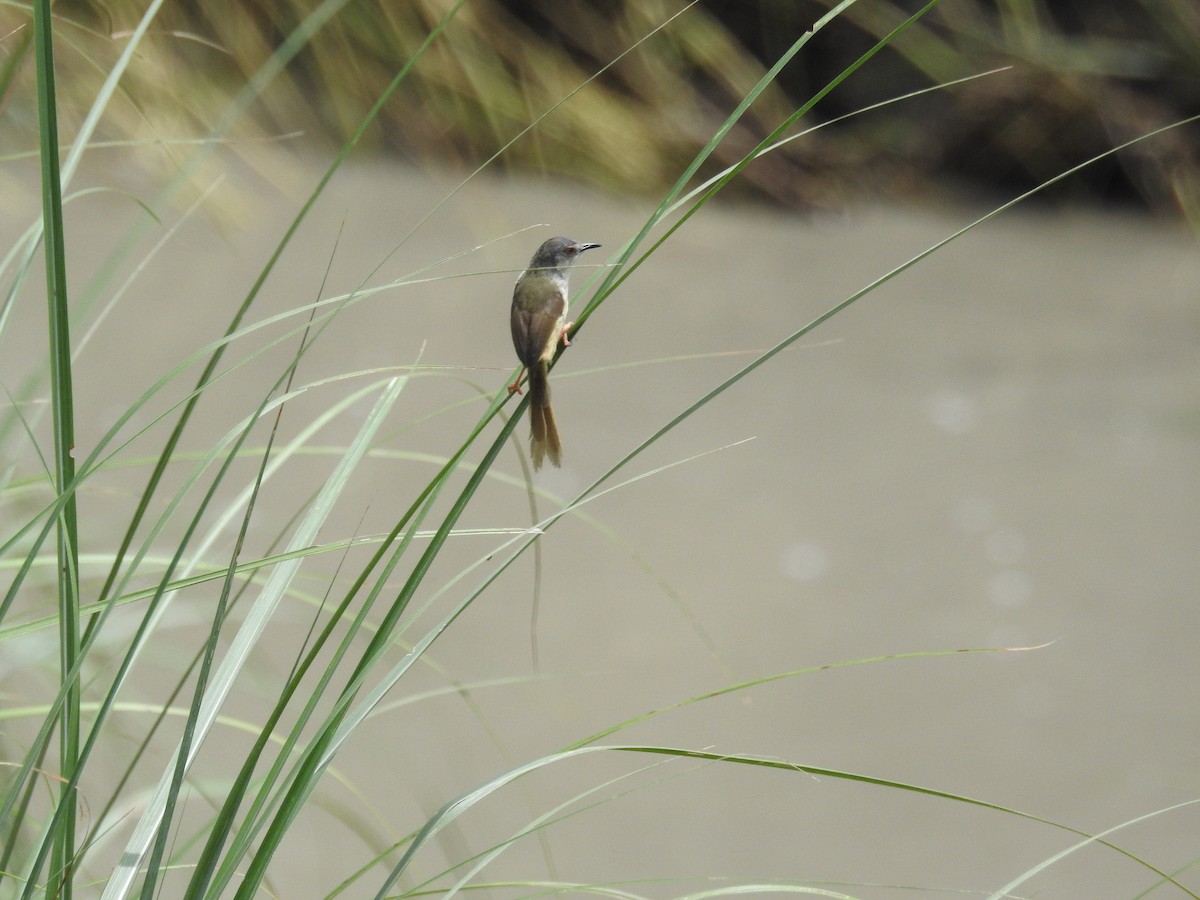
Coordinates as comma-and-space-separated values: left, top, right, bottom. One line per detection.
2, 0, 1199, 221
2, 2, 1199, 897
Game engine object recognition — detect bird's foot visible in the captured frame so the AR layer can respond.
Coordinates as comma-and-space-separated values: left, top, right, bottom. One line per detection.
561, 322, 574, 348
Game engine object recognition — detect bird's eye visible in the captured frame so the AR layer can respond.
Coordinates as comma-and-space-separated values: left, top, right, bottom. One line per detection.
566, 246, 577, 254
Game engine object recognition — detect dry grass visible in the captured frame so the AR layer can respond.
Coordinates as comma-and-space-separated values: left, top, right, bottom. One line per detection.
2, 1, 1196, 219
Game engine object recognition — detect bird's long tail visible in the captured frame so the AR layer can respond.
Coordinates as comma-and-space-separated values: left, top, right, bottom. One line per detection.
527, 361, 561, 470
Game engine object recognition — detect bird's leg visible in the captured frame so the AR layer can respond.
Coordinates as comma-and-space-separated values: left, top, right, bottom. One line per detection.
507, 367, 526, 396
560, 322, 574, 348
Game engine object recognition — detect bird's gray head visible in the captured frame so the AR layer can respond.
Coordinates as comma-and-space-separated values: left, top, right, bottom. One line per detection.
528, 236, 601, 272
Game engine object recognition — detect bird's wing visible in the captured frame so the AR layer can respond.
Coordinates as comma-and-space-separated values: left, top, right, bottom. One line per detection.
511, 281, 566, 365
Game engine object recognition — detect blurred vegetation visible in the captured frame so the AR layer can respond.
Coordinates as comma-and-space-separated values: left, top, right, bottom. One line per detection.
1, 0, 1198, 219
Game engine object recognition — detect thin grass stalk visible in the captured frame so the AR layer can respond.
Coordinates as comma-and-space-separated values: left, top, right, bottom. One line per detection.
4, 326, 354, 887
586, 108, 1200, 502
135, 415, 288, 896
152, 272, 327, 898
0, 736, 49, 890
140, 281, 332, 892
197, 378, 497, 896
83, 0, 358, 654
16, 372, 308, 899
0, 19, 31, 103
96, 378, 408, 894
12, 398, 416, 893
16, 292, 390, 892
221, 394, 524, 897
197, 491, 447, 897
567, 0, 867, 344
32, 1, 80, 896
574, 0, 928, 345
372, 744, 625, 895
407, 757, 684, 899
89, 0, 356, 630
372, 734, 1193, 898
990, 800, 1200, 899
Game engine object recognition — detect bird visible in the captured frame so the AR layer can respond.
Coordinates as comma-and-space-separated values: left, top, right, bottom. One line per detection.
508, 236, 601, 470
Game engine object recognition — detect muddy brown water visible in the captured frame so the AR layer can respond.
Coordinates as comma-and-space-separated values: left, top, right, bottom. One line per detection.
3, 156, 1198, 897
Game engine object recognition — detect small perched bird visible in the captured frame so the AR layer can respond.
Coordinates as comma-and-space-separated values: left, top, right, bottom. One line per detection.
508, 236, 601, 469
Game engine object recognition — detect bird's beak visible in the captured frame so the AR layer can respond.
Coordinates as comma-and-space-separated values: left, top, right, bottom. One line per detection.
577, 242, 601, 252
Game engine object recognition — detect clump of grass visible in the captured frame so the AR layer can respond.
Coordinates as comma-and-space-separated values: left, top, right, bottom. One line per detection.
2, 2, 1198, 898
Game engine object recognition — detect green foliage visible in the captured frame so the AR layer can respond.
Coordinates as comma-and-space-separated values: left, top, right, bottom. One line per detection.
1, 2, 1196, 898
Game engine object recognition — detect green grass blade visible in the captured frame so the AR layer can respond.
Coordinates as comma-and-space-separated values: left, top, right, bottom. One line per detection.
0, 0, 167, 343
32, 2, 80, 896
224, 396, 524, 896
99, 372, 410, 898
616, 748, 1198, 897
0, 301, 387, 856
566, 0, 866, 341
273, 446, 748, 898
574, 0, 938, 340
371, 745, 625, 897
9, 246, 392, 892
87, 0, 364, 631
572, 111, 1200, 507
375, 741, 1195, 898
139, 293, 332, 899
58, 0, 169, 189
196, 414, 475, 896
13, 361, 311, 896
987, 799, 1200, 898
